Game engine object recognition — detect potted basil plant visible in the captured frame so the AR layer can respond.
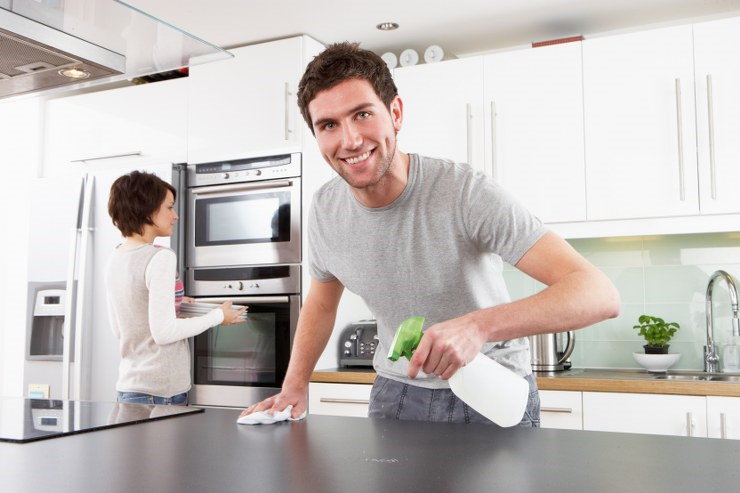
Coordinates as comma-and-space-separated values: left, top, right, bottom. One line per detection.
633, 315, 680, 354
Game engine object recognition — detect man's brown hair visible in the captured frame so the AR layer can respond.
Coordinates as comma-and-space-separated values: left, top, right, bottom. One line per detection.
108, 171, 176, 237
297, 42, 398, 133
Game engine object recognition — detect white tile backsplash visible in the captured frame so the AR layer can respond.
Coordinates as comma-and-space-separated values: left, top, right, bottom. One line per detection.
506, 232, 740, 371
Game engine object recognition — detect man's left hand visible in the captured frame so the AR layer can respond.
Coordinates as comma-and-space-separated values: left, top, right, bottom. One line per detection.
406, 316, 486, 380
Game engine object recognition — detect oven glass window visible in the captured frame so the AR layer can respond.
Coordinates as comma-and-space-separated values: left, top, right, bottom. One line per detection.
195, 191, 290, 246
194, 301, 291, 387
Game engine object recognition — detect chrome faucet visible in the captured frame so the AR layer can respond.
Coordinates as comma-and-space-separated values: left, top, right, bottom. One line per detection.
705, 270, 740, 372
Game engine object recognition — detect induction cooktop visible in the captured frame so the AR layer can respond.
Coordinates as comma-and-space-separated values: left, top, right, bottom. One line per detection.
0, 398, 203, 443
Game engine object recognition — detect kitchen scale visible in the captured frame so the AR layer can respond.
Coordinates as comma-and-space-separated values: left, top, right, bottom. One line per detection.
0, 397, 202, 443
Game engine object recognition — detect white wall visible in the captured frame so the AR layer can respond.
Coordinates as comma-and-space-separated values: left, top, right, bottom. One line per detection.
0, 97, 43, 397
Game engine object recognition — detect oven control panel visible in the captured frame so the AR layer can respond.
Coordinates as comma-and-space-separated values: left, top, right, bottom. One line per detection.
188, 152, 301, 187
186, 264, 301, 297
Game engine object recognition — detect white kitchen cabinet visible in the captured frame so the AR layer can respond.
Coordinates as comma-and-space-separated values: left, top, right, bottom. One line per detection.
43, 78, 188, 175
539, 390, 583, 430
693, 17, 740, 215
393, 57, 485, 173
187, 36, 324, 164
583, 392, 707, 437
707, 396, 740, 440
308, 382, 371, 418
583, 25, 698, 221
483, 42, 586, 223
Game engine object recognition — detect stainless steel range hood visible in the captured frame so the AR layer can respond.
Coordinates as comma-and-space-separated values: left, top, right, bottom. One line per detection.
0, 0, 231, 100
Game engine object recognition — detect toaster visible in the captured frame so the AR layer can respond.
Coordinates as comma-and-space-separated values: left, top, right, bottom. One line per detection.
338, 320, 378, 368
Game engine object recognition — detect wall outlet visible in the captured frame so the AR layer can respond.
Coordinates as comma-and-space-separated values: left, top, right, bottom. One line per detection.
28, 383, 50, 399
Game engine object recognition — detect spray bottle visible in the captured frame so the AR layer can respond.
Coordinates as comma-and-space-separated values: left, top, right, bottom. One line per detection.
388, 316, 529, 427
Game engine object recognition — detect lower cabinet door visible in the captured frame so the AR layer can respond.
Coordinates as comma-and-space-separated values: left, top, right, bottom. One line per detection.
308, 383, 371, 418
707, 396, 740, 439
583, 392, 707, 437
539, 390, 583, 430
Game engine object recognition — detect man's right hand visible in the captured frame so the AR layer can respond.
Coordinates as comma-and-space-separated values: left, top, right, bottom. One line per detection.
239, 386, 307, 419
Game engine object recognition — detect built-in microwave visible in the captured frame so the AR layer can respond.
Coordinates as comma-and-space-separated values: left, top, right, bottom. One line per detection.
186, 153, 301, 268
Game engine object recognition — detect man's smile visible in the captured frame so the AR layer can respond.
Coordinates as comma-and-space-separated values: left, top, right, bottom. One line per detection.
342, 148, 374, 165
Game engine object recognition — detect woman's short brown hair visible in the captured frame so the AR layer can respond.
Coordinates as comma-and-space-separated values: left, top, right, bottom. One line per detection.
108, 171, 176, 237
297, 42, 398, 133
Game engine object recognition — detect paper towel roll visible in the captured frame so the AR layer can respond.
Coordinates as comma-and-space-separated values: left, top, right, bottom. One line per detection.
381, 52, 398, 70
399, 48, 419, 67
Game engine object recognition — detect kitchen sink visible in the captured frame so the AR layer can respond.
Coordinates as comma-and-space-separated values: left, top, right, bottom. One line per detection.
651, 373, 740, 383
554, 368, 740, 383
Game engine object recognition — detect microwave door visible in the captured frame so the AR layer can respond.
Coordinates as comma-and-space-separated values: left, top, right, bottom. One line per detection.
187, 179, 301, 267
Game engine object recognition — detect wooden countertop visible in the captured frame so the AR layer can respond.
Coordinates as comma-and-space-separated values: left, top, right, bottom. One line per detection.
311, 368, 740, 397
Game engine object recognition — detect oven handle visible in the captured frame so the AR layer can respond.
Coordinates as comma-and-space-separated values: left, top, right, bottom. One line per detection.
195, 296, 290, 304
190, 180, 294, 195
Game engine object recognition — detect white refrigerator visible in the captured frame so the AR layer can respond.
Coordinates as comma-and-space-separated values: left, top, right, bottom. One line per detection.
23, 162, 186, 402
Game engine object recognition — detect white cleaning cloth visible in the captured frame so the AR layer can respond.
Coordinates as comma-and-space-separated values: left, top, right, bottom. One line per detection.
236, 405, 307, 425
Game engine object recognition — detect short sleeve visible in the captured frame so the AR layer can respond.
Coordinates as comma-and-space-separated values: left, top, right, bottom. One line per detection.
307, 198, 337, 282
461, 172, 547, 265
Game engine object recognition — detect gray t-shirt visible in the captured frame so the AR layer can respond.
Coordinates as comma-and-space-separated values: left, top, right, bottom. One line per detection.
308, 154, 547, 388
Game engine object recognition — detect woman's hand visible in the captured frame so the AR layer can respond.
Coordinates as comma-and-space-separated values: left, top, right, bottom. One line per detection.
219, 301, 248, 325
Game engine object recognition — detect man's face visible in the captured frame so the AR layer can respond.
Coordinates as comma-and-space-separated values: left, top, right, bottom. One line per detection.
308, 78, 402, 190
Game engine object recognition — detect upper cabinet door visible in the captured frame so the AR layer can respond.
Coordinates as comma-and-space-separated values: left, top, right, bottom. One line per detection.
392, 58, 485, 173
694, 17, 740, 215
484, 42, 586, 223
43, 78, 187, 175
583, 25, 698, 220
187, 37, 308, 164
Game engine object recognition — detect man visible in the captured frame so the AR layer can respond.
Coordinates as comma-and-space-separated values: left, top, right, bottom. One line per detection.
240, 42, 620, 425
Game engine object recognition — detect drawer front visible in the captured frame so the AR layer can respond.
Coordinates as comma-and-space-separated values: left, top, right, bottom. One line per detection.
308, 383, 372, 418
583, 392, 707, 437
539, 390, 583, 430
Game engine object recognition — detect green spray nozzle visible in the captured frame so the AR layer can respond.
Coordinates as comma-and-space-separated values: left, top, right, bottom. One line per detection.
387, 316, 425, 362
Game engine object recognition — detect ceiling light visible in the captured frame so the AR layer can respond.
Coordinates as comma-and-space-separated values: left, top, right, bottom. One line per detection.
58, 67, 91, 79
376, 22, 399, 31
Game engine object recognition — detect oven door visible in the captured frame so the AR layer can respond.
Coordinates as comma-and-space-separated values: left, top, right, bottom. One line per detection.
190, 295, 299, 408
187, 178, 301, 267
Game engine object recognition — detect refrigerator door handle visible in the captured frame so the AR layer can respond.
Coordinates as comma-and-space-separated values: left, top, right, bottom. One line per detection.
62, 178, 85, 401
72, 174, 95, 401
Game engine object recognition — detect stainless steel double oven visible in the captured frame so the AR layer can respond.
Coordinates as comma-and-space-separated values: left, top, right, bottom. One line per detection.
185, 153, 301, 408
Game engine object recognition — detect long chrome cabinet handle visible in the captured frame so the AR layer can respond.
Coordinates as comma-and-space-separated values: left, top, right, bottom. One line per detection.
706, 74, 717, 200
190, 179, 294, 195
540, 407, 573, 414
62, 178, 86, 400
319, 398, 370, 405
284, 82, 292, 141
490, 100, 497, 181
466, 103, 473, 167
720, 412, 727, 439
73, 174, 95, 401
71, 151, 142, 163
675, 78, 685, 202
686, 412, 693, 437
61, 230, 79, 400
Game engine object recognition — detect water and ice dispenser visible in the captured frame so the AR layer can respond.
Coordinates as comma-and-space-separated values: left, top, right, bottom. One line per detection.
27, 287, 67, 360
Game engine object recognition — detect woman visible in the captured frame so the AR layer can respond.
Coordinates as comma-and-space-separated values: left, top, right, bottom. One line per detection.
105, 171, 245, 405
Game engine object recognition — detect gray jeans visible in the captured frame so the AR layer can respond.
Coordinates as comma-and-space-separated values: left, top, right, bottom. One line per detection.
368, 373, 540, 427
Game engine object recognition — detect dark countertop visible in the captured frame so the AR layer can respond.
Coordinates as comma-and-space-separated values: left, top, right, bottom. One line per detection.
2, 406, 740, 493
311, 367, 740, 396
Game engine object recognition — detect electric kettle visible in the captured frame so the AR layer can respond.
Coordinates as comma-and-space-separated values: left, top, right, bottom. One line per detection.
529, 331, 576, 371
